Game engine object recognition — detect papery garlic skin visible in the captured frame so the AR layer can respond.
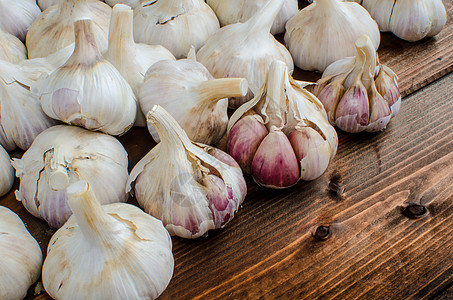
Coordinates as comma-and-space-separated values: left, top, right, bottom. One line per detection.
105, 4, 176, 127
206, 0, 298, 35
0, 59, 58, 151
0, 206, 43, 300
134, 0, 220, 59
227, 60, 338, 188
197, 0, 294, 108
37, 0, 57, 11
284, 0, 380, 72
313, 35, 400, 133
105, 0, 141, 8
42, 181, 174, 300
127, 105, 247, 238
361, 0, 447, 41
0, 146, 14, 197
26, 0, 111, 58
0, 30, 27, 63
139, 58, 248, 145
39, 18, 137, 136
0, 0, 41, 41
11, 125, 130, 228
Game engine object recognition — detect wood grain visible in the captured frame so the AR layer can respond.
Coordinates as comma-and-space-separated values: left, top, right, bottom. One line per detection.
0, 1, 451, 299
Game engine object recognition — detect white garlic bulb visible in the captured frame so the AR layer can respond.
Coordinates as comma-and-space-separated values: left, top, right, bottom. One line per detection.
227, 60, 338, 188
39, 18, 137, 136
0, 0, 41, 41
0, 146, 14, 197
360, 0, 447, 41
26, 0, 111, 58
11, 125, 130, 228
105, 4, 176, 127
206, 0, 298, 35
127, 105, 247, 239
313, 35, 401, 133
0, 59, 57, 151
197, 0, 294, 108
0, 206, 43, 300
133, 0, 220, 59
42, 181, 174, 300
285, 0, 380, 72
140, 58, 248, 145
105, 0, 141, 8
0, 29, 27, 63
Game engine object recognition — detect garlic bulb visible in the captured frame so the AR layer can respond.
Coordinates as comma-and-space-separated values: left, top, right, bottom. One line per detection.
0, 30, 27, 63
313, 35, 400, 133
359, 0, 447, 41
105, 0, 141, 8
0, 0, 41, 41
105, 4, 176, 127
11, 125, 130, 228
39, 18, 137, 136
227, 60, 338, 188
127, 105, 247, 238
133, 0, 220, 59
284, 0, 380, 72
197, 0, 294, 108
207, 0, 298, 35
42, 180, 174, 300
139, 58, 248, 145
0, 206, 43, 300
0, 146, 14, 197
0, 59, 57, 151
26, 0, 111, 58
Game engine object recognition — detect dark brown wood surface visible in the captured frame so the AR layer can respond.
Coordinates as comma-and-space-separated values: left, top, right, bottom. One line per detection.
0, 1, 451, 299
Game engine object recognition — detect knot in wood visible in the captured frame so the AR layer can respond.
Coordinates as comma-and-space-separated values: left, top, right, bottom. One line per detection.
314, 225, 330, 241
403, 204, 428, 219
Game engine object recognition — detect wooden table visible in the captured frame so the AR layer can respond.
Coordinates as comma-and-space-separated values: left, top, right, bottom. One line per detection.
1, 1, 452, 299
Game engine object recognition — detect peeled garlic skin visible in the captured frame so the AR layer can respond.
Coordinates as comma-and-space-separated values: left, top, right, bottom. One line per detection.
227, 114, 269, 174
11, 125, 129, 228
133, 0, 220, 59
0, 206, 43, 300
284, 0, 380, 72
251, 128, 300, 189
42, 202, 174, 300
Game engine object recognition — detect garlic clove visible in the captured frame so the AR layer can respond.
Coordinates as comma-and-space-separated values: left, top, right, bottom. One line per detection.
289, 126, 332, 181
0, 146, 14, 197
334, 77, 370, 133
26, 0, 111, 58
0, 30, 27, 63
366, 82, 392, 132
425, 0, 447, 37
105, 3, 176, 127
315, 76, 346, 124
375, 64, 401, 116
11, 125, 130, 228
39, 18, 137, 136
0, 0, 41, 41
133, 0, 220, 59
284, 0, 380, 72
197, 0, 294, 108
389, 0, 431, 42
0, 206, 43, 300
227, 114, 269, 174
42, 180, 174, 299
251, 127, 300, 189
140, 58, 247, 145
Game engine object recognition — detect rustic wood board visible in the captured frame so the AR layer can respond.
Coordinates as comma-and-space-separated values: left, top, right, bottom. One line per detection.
0, 0, 451, 299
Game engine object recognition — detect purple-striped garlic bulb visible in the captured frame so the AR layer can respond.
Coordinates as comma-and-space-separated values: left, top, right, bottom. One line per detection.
11, 125, 129, 228
227, 60, 338, 189
313, 35, 401, 133
127, 105, 247, 239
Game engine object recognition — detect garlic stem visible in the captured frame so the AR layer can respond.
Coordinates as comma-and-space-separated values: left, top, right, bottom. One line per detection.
147, 105, 191, 148
46, 148, 70, 191
246, 0, 285, 35
196, 78, 248, 102
261, 60, 288, 129
66, 18, 103, 67
354, 35, 377, 90
108, 4, 135, 59
66, 181, 117, 245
